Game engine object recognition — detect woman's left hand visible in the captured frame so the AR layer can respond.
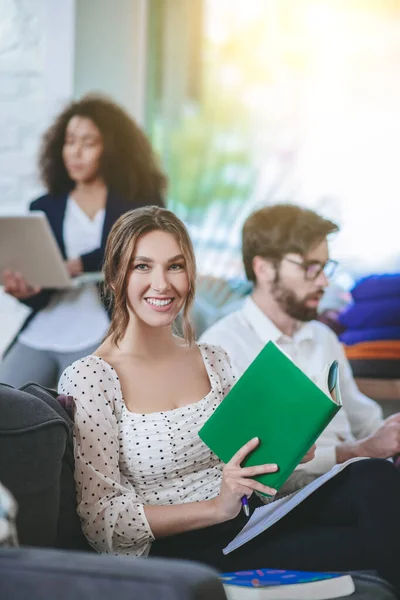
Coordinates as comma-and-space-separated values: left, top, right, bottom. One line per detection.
65, 258, 83, 278
300, 444, 316, 464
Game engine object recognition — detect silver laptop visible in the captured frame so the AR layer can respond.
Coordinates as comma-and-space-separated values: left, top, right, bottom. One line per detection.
0, 212, 104, 289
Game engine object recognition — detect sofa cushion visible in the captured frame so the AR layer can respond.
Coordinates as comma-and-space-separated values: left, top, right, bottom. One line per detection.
339, 297, 400, 330
340, 326, 400, 345
351, 274, 400, 302
0, 383, 68, 547
19, 383, 90, 551
0, 383, 89, 550
0, 547, 228, 600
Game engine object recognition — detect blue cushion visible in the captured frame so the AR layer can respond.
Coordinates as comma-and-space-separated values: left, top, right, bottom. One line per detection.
340, 326, 400, 345
351, 274, 400, 301
339, 297, 400, 330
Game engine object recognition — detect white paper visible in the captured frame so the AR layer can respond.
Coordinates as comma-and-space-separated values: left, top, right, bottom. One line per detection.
223, 457, 365, 555
71, 272, 104, 288
223, 574, 355, 600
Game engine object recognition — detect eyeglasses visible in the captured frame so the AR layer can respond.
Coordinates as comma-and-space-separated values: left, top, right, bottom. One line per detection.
283, 257, 339, 281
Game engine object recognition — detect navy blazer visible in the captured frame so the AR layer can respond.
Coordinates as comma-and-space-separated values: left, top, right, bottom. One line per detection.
9, 189, 164, 347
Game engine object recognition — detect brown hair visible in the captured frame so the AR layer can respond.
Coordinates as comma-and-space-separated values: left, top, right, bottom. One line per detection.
242, 204, 339, 282
39, 94, 166, 200
103, 206, 196, 346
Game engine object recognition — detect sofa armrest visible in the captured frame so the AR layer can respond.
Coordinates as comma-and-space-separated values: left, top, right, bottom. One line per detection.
0, 547, 227, 600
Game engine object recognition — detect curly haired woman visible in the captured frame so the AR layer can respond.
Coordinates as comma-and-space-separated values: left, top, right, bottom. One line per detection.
0, 94, 165, 388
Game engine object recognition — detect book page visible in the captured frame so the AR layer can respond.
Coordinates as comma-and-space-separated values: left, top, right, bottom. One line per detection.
223, 457, 365, 555
315, 362, 342, 406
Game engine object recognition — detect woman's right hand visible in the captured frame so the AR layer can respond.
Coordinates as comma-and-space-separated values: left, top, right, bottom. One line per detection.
213, 437, 278, 522
2, 269, 41, 299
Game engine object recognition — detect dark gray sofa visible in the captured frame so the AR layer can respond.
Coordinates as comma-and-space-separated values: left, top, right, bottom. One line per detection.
0, 382, 88, 549
0, 382, 398, 599
0, 547, 227, 600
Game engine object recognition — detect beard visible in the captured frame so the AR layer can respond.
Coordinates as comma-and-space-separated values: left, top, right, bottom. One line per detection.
271, 279, 323, 322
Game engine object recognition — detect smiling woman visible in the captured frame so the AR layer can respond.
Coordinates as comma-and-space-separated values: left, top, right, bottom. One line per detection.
102, 207, 196, 347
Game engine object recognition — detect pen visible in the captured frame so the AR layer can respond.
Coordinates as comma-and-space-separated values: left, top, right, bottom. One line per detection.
241, 495, 250, 517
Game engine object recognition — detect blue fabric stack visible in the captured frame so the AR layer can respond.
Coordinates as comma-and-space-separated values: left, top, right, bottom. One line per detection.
339, 274, 400, 379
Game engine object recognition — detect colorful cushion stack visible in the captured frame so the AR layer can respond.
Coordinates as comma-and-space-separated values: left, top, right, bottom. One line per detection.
339, 274, 400, 379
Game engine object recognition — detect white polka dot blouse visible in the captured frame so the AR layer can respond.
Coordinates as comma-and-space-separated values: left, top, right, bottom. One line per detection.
58, 343, 236, 557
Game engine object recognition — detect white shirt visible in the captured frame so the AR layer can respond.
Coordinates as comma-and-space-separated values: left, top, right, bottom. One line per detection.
20, 197, 109, 352
200, 296, 383, 487
58, 344, 234, 556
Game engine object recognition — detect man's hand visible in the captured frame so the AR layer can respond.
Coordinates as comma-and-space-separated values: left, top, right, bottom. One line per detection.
336, 413, 400, 463
357, 414, 400, 458
300, 444, 316, 464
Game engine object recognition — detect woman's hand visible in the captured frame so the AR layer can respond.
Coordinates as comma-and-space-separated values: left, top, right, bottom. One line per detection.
65, 258, 83, 278
213, 437, 278, 522
299, 444, 316, 464
2, 269, 41, 299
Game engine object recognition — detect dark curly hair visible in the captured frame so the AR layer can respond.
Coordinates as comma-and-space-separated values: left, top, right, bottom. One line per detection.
39, 94, 166, 200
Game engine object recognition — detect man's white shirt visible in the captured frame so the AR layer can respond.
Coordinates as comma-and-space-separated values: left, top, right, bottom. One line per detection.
199, 296, 383, 490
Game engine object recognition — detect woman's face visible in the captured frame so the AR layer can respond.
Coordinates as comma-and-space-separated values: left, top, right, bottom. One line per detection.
126, 229, 190, 330
62, 116, 104, 184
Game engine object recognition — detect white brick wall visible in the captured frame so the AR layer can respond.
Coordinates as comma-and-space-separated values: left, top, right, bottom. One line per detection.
0, 0, 75, 355
0, 0, 46, 212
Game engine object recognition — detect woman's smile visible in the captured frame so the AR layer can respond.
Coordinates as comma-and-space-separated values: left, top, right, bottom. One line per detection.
145, 296, 175, 312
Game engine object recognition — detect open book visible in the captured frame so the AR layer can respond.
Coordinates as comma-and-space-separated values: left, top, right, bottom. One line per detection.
199, 341, 342, 494
223, 457, 365, 554
0, 213, 104, 289
222, 567, 355, 600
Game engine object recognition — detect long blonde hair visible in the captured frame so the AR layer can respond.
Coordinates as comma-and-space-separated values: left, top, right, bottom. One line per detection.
103, 206, 196, 346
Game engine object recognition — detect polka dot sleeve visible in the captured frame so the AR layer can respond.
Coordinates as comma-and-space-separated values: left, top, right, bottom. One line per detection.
209, 344, 237, 398
58, 357, 155, 557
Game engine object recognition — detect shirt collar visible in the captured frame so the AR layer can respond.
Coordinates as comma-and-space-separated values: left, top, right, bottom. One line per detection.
242, 296, 315, 345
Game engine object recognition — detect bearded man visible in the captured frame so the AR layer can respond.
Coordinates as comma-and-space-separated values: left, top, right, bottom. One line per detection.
200, 204, 400, 489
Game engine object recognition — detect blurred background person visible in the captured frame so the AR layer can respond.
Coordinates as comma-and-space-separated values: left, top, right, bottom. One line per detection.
0, 94, 165, 388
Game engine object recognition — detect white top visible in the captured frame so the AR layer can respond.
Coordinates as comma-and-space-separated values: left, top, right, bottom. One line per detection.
58, 343, 236, 557
20, 197, 109, 352
200, 296, 384, 487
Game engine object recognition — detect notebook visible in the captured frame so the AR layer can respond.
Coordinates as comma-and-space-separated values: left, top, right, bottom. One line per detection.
221, 568, 355, 600
199, 340, 342, 493
0, 212, 104, 289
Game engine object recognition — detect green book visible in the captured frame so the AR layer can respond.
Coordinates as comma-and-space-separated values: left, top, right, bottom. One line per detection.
199, 341, 342, 493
